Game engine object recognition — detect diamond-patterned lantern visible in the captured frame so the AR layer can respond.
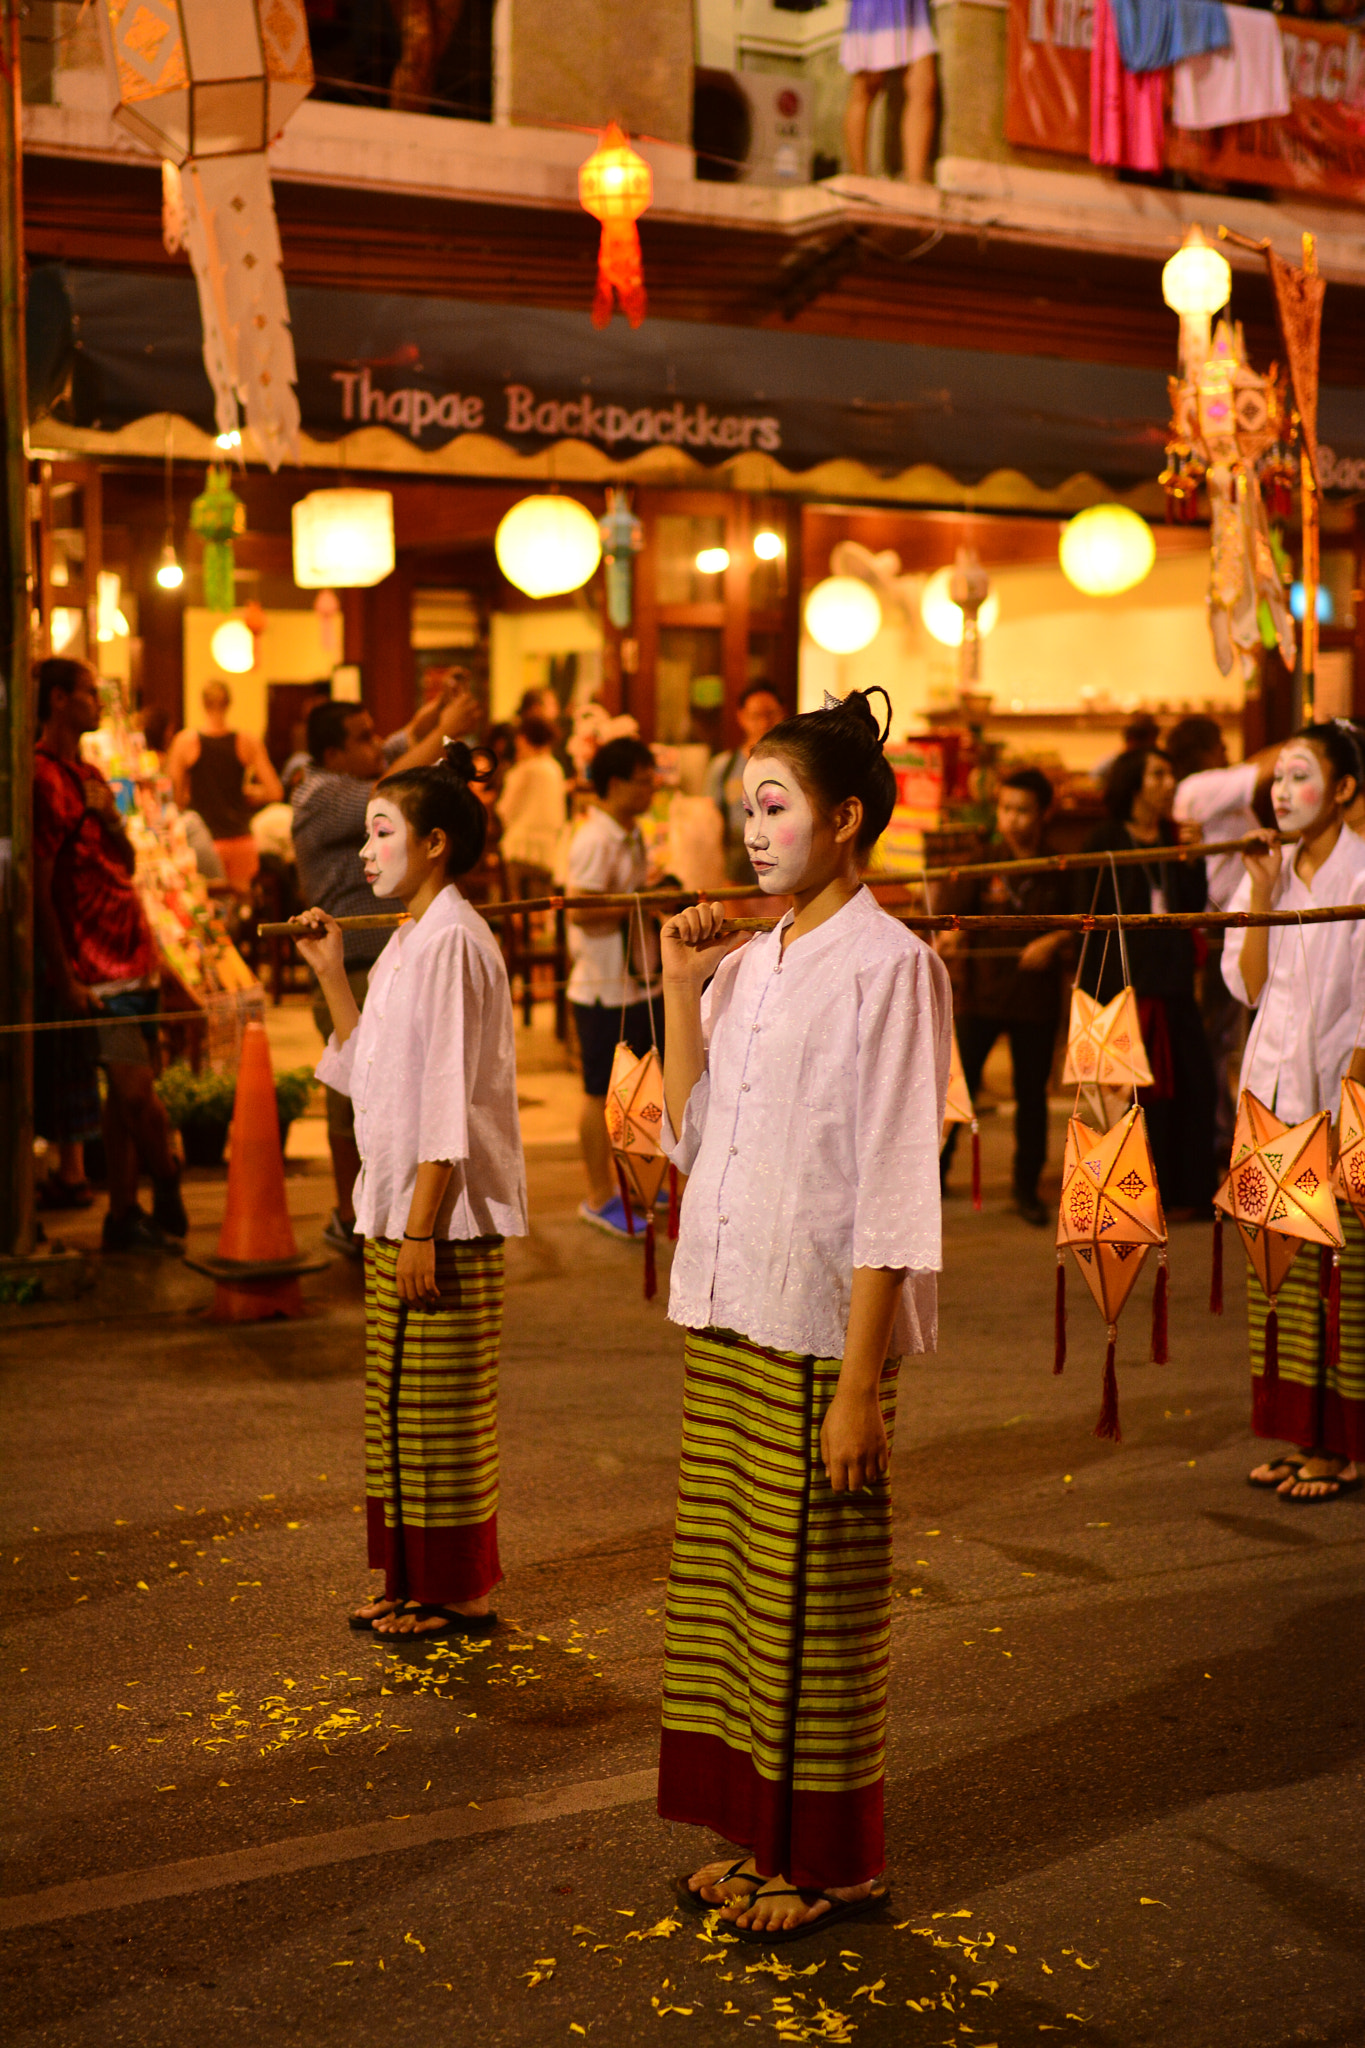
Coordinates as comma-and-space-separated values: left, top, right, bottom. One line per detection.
1336, 1078, 1365, 1228
1214, 1090, 1343, 1409
1063, 986, 1154, 1133
99, 0, 313, 162
1055, 1106, 1168, 1441
604, 1041, 674, 1300
941, 1029, 981, 1212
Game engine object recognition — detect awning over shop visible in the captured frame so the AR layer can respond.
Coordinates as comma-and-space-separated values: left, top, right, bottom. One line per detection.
41, 265, 1365, 503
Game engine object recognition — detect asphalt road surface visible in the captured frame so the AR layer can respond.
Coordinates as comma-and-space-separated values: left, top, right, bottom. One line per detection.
3, 1122, 1362, 2048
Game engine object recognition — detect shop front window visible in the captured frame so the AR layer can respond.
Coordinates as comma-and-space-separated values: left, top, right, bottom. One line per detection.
655, 515, 729, 608
656, 626, 724, 748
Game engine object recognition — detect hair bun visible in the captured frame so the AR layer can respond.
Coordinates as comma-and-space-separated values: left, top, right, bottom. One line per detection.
827, 687, 891, 749
441, 737, 497, 786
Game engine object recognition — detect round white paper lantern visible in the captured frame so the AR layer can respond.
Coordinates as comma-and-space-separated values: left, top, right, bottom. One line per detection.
1059, 505, 1155, 597
495, 496, 602, 599
1161, 229, 1231, 319
919, 568, 1000, 648
804, 576, 882, 655
210, 618, 255, 673
292, 489, 395, 590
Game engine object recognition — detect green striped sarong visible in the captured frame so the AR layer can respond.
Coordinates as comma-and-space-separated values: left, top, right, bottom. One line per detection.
363, 1236, 504, 1604
1248, 1207, 1365, 1459
658, 1328, 898, 1890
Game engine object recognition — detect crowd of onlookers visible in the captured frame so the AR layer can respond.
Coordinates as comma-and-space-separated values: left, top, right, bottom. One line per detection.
30, 648, 1365, 1261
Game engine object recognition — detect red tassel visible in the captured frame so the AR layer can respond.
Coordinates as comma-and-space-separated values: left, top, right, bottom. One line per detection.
1253, 1301, 1279, 1434
1054, 1253, 1067, 1375
1319, 1244, 1333, 1299
1095, 1324, 1121, 1442
1151, 1250, 1169, 1364
1210, 1210, 1224, 1316
1326, 1251, 1341, 1369
667, 1164, 680, 1242
615, 1162, 635, 1237
643, 1212, 657, 1301
970, 1121, 982, 1213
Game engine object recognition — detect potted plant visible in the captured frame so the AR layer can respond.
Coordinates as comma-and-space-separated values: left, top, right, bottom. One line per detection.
155, 1064, 316, 1168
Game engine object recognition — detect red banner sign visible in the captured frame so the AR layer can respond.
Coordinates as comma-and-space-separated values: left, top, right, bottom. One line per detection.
1004, 0, 1365, 203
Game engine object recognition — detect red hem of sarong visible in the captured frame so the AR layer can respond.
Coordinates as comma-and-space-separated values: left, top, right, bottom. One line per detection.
367, 1498, 502, 1603
657, 1728, 884, 1890
1252, 1379, 1365, 1461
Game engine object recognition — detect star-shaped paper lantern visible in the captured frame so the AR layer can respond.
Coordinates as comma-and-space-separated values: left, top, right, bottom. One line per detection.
941, 1029, 981, 1212
1063, 988, 1154, 1131
1335, 1077, 1365, 1228
1055, 1105, 1167, 1440
1214, 1090, 1342, 1297
605, 1040, 672, 1298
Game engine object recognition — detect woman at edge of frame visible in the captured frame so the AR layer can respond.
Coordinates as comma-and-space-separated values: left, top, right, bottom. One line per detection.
1224, 720, 1365, 1505
655, 687, 952, 1942
296, 740, 528, 1639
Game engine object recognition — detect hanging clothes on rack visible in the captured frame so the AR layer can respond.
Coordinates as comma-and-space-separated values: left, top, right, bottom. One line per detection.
1111, 0, 1230, 74
1091, 0, 1166, 173
1172, 4, 1290, 130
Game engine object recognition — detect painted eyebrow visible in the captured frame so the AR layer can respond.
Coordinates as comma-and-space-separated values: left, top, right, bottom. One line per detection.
753, 778, 793, 798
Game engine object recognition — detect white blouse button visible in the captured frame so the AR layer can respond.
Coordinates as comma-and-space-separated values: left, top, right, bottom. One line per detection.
719, 1214, 729, 1225
741, 1082, 750, 1091
729, 1146, 738, 1156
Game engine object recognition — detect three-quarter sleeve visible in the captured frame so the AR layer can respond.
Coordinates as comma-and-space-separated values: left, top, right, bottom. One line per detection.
1221, 872, 1254, 1005
411, 929, 477, 1166
851, 943, 952, 1273
315, 1030, 358, 1098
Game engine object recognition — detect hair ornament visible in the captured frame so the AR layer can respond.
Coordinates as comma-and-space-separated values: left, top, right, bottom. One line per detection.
822, 690, 843, 712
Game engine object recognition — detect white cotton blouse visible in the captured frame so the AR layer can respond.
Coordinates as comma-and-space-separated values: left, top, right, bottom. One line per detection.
1222, 825, 1365, 1125
663, 886, 952, 1360
315, 885, 528, 1243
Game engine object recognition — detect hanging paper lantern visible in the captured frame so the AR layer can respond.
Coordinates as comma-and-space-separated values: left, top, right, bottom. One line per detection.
804, 576, 881, 655
190, 464, 245, 612
1059, 506, 1156, 597
604, 1041, 676, 1300
1055, 1106, 1168, 1441
292, 490, 395, 590
1336, 1078, 1365, 1228
210, 618, 255, 673
578, 122, 652, 330
599, 488, 644, 630
941, 1030, 981, 1213
495, 496, 602, 600
1214, 1091, 1343, 1409
1161, 225, 1231, 320
919, 566, 1000, 648
97, 3, 312, 470
1062, 986, 1155, 1133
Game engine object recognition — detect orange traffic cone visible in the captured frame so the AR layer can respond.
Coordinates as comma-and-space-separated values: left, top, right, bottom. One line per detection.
185, 1021, 325, 1320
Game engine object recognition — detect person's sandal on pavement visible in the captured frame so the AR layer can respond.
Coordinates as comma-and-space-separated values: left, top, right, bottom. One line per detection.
101, 1205, 183, 1254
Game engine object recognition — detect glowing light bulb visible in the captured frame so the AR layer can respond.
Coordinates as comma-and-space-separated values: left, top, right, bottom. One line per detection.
753, 530, 783, 561
156, 541, 184, 590
804, 576, 881, 654
695, 547, 730, 575
215, 429, 242, 451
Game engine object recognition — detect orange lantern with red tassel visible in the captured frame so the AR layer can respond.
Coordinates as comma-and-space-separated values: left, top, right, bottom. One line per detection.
1054, 1105, 1168, 1441
1213, 1090, 1343, 1423
578, 122, 652, 330
604, 1040, 675, 1299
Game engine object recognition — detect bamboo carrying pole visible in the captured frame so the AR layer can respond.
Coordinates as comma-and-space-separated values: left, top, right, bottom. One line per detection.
256, 831, 1283, 938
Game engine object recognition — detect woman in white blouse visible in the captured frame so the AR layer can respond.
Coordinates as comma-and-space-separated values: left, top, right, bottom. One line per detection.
1223, 721, 1365, 1504
658, 689, 951, 1944
297, 742, 528, 1641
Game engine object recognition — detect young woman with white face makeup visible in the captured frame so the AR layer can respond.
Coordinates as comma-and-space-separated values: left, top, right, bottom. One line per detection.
295, 742, 528, 1639
655, 689, 952, 1944
1224, 721, 1365, 1504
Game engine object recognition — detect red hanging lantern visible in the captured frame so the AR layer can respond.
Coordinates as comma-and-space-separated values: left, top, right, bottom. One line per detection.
578, 122, 652, 331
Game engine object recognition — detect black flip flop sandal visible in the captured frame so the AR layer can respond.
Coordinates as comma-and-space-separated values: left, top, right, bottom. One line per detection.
1281, 1468, 1362, 1503
674, 1858, 762, 1916
375, 1603, 498, 1641
730, 1885, 890, 1946
348, 1596, 409, 1632
1248, 1457, 1305, 1491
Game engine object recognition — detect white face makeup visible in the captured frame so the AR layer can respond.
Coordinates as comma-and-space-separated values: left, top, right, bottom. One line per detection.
742, 755, 815, 895
361, 797, 412, 898
1271, 742, 1328, 837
